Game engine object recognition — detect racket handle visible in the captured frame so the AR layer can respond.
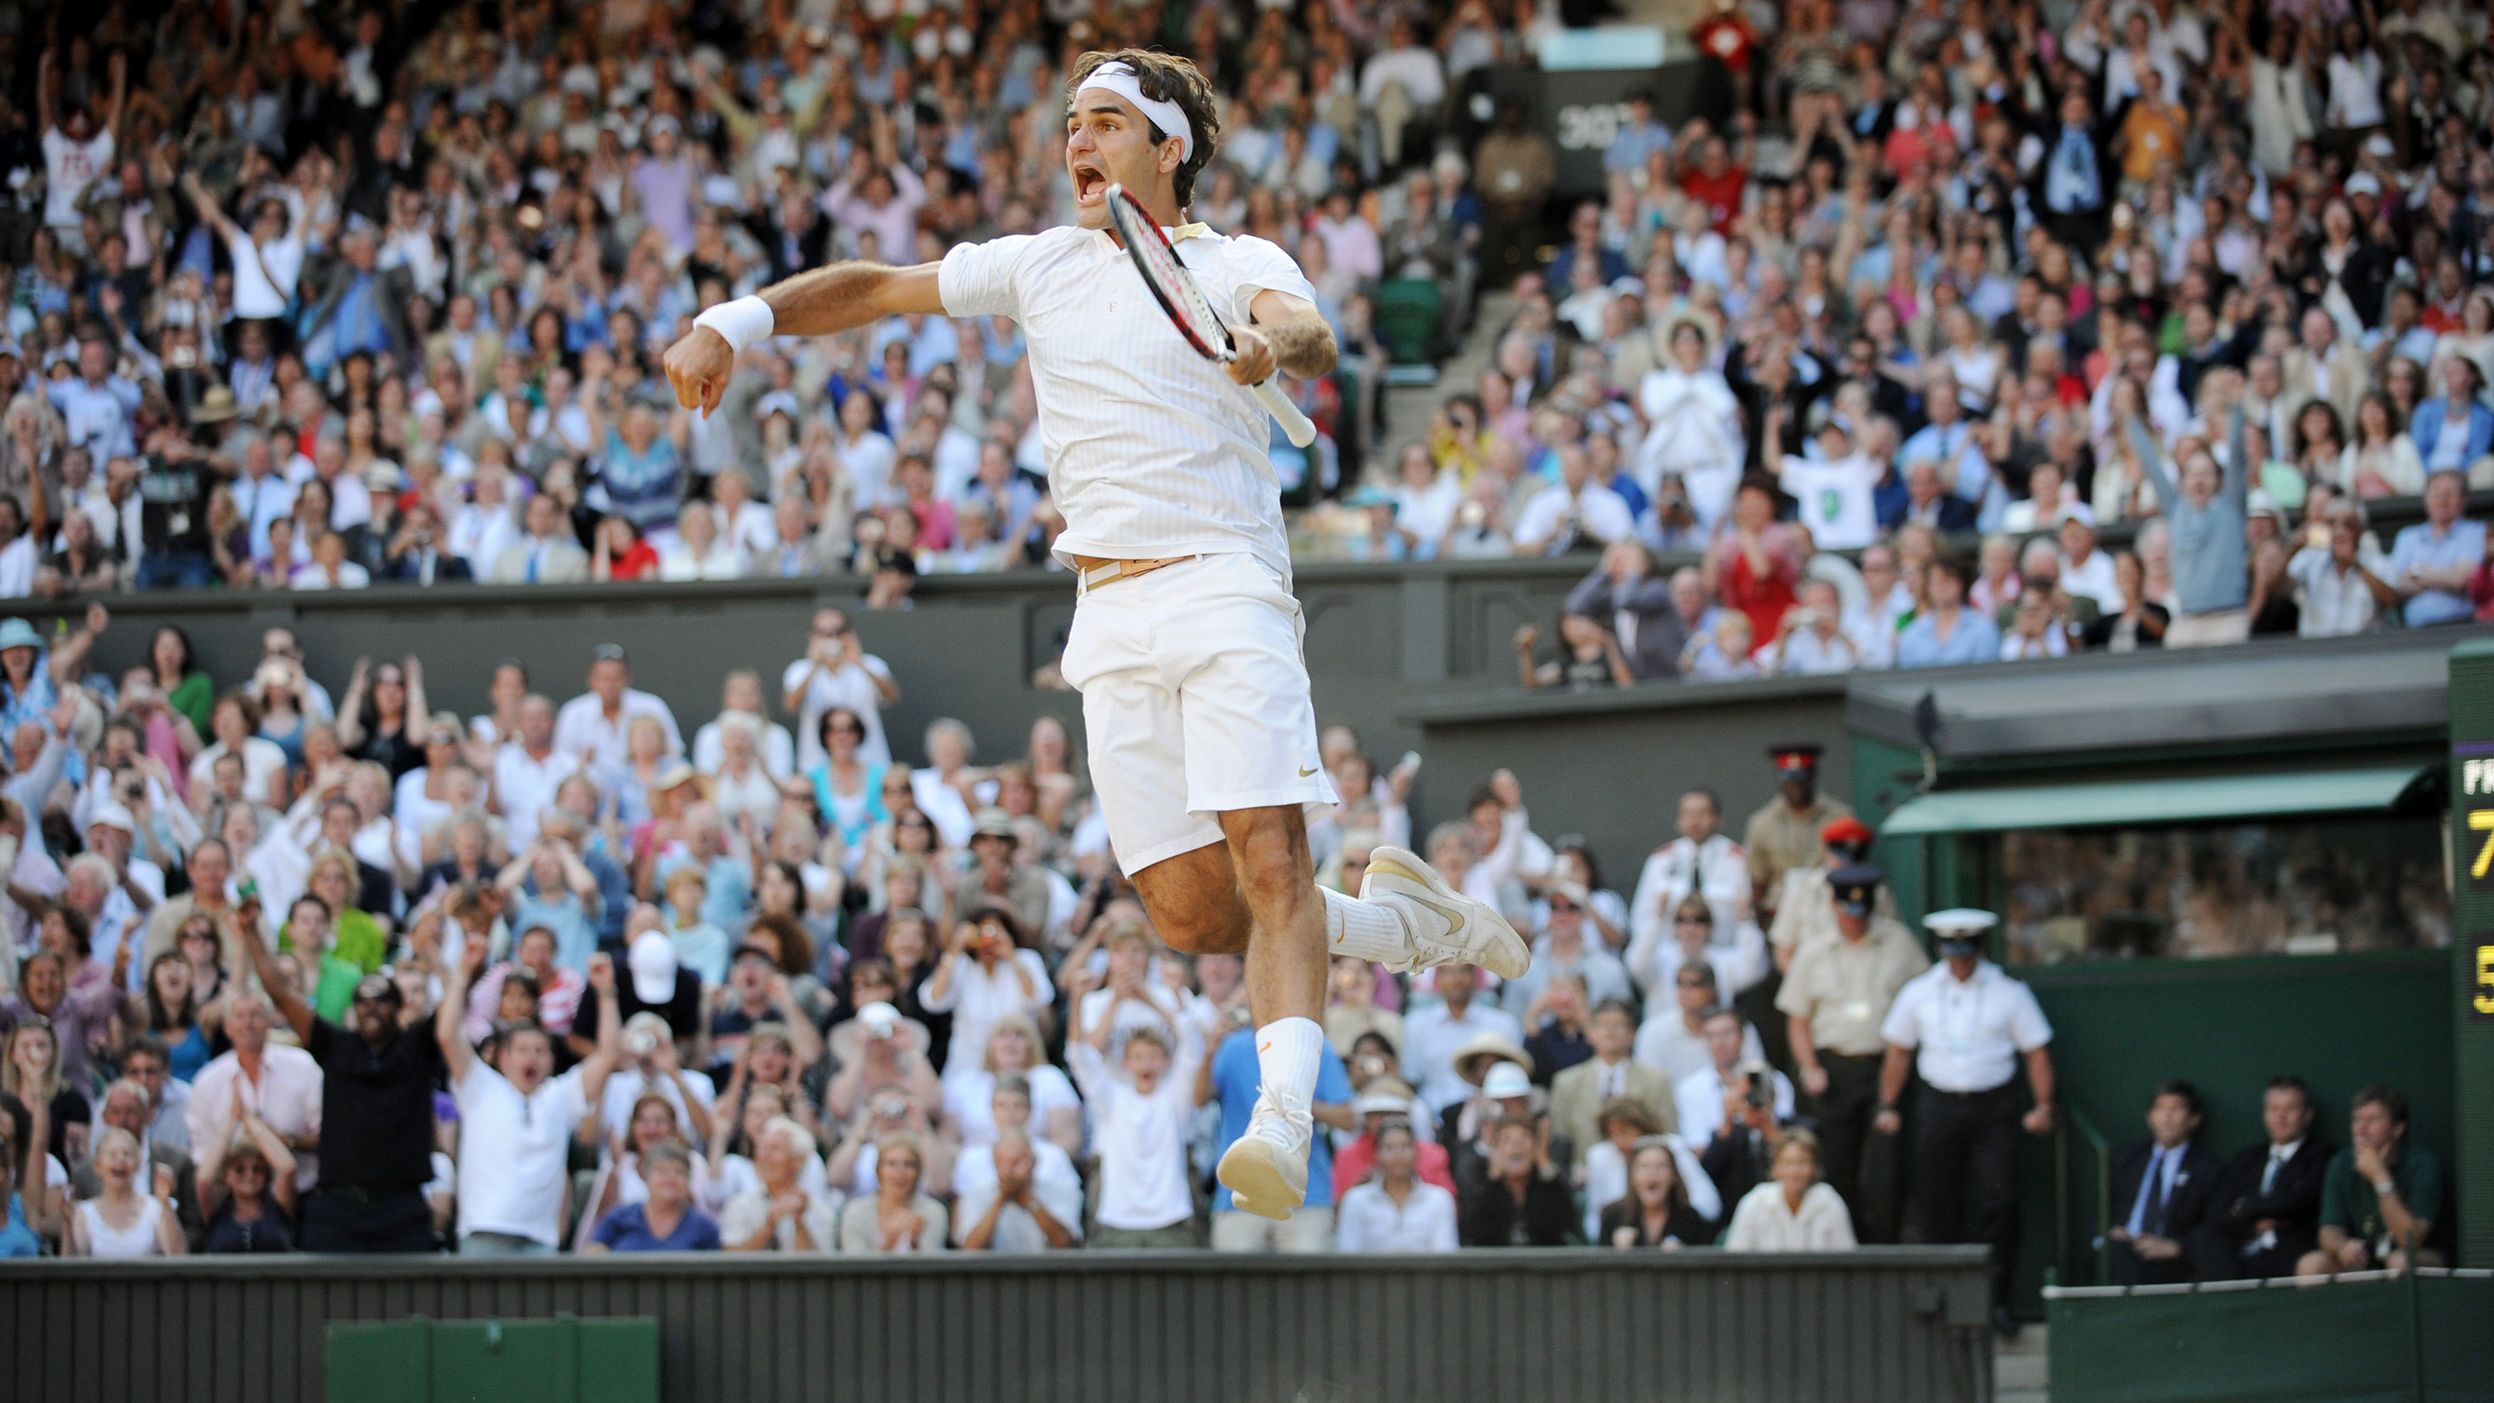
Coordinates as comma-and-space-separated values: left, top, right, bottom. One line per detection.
1252, 378, 1318, 449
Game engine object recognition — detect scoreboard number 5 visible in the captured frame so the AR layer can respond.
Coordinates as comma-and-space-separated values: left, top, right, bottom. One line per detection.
2477, 940, 2494, 1020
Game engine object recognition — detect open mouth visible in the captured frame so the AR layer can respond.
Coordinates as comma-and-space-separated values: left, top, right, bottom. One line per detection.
1071, 162, 1108, 204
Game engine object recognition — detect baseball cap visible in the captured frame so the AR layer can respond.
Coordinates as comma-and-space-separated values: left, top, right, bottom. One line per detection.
86, 802, 137, 835
2247, 489, 2286, 523
592, 643, 629, 663
1481, 1062, 1534, 1099
2343, 172, 2382, 198
971, 807, 1016, 841
627, 931, 679, 1002
2054, 502, 2098, 529
0, 618, 40, 652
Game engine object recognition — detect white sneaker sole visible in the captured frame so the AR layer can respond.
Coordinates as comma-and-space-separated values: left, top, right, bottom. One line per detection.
1361, 844, 1531, 979
1216, 1136, 1308, 1222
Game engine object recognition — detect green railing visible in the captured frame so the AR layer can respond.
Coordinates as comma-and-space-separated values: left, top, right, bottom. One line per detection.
2056, 1098, 2113, 1285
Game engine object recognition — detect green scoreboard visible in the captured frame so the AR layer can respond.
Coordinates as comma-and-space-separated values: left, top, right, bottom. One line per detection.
2448, 640, 2494, 1268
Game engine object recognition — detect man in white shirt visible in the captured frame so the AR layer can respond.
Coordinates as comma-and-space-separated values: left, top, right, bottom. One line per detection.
2055, 506, 2124, 614
2286, 500, 2394, 638
1628, 789, 1752, 954
953, 1128, 1082, 1250
438, 941, 620, 1254
493, 694, 579, 849
1675, 1006, 1796, 1153
662, 47, 1523, 1231
1875, 909, 2056, 1328
37, 49, 123, 241
46, 337, 144, 463
781, 608, 900, 770
186, 991, 324, 1194
1402, 964, 1525, 1112
1513, 442, 1635, 556
554, 644, 683, 776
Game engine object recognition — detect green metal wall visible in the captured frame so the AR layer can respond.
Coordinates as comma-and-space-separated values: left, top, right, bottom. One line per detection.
2048, 1275, 2494, 1403
2, 1250, 1994, 1403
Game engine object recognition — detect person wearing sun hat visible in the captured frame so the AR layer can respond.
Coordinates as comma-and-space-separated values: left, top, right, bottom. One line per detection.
1742, 742, 1855, 927
1876, 908, 2056, 1331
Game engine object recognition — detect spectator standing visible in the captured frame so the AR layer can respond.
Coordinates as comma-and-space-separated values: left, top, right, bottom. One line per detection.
554, 645, 683, 779
1740, 746, 1853, 924
1776, 865, 1925, 1241
1402, 963, 1523, 1113
185, 990, 321, 1196
237, 924, 441, 1252
1069, 978, 1205, 1249
2129, 408, 2251, 646
1564, 542, 1686, 682
436, 940, 621, 1255
783, 609, 901, 772
1876, 910, 2056, 1331
1202, 1011, 1353, 1252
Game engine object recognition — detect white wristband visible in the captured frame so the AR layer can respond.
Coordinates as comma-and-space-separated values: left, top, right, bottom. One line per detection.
693, 295, 775, 352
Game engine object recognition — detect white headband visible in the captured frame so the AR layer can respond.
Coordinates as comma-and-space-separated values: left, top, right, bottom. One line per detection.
1075, 61, 1194, 161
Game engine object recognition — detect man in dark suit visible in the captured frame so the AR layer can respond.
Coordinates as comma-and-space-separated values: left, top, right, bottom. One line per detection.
2105, 1079, 2220, 1285
2187, 1076, 2334, 1281
1564, 541, 1686, 681
2028, 87, 2126, 252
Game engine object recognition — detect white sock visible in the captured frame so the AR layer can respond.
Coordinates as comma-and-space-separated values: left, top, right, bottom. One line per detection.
1319, 885, 1414, 968
1253, 1015, 1325, 1125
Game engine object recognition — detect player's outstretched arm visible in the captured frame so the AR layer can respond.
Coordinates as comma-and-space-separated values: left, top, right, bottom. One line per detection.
663, 261, 946, 417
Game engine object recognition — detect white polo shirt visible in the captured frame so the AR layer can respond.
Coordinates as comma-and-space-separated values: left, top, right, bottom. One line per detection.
451, 1059, 591, 1244
938, 223, 1316, 578
553, 688, 684, 775
1879, 960, 2053, 1093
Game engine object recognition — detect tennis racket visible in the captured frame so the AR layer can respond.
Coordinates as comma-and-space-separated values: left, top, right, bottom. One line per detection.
1104, 183, 1319, 448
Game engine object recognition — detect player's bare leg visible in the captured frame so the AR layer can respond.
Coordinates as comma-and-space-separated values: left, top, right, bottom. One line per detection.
1138, 808, 1530, 1220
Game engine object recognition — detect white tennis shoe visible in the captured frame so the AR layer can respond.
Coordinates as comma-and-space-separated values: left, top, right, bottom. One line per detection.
1217, 1101, 1310, 1221
1360, 845, 1531, 979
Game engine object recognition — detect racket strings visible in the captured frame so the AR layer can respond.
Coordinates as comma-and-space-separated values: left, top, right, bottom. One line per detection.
1115, 194, 1229, 353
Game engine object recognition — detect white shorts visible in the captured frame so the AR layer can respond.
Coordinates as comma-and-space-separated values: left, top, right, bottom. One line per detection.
1059, 552, 1340, 875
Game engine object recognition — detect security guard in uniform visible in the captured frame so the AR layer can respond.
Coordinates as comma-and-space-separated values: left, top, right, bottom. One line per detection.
1876, 909, 2056, 1333
1766, 815, 1897, 971
1777, 864, 1925, 1241
1741, 744, 1853, 922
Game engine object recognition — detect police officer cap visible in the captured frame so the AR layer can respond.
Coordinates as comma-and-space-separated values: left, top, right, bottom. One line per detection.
1924, 908, 1997, 941
1828, 864, 1885, 907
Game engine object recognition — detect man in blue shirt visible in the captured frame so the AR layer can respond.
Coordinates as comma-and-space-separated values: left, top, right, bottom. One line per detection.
1202, 1009, 1352, 1251
45, 335, 143, 462
2387, 471, 2484, 627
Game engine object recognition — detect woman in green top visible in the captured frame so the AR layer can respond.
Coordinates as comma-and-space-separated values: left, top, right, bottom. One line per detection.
279, 895, 367, 1024
149, 627, 214, 738
305, 851, 390, 973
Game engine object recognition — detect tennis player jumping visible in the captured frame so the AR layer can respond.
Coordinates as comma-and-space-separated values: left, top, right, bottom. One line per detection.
663, 48, 1526, 1220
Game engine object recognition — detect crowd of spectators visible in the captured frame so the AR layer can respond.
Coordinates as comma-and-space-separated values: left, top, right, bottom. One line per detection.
0, 610, 2440, 1278
0, 0, 2469, 1277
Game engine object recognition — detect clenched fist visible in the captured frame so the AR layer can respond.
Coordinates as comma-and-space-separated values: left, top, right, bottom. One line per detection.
662, 328, 736, 418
